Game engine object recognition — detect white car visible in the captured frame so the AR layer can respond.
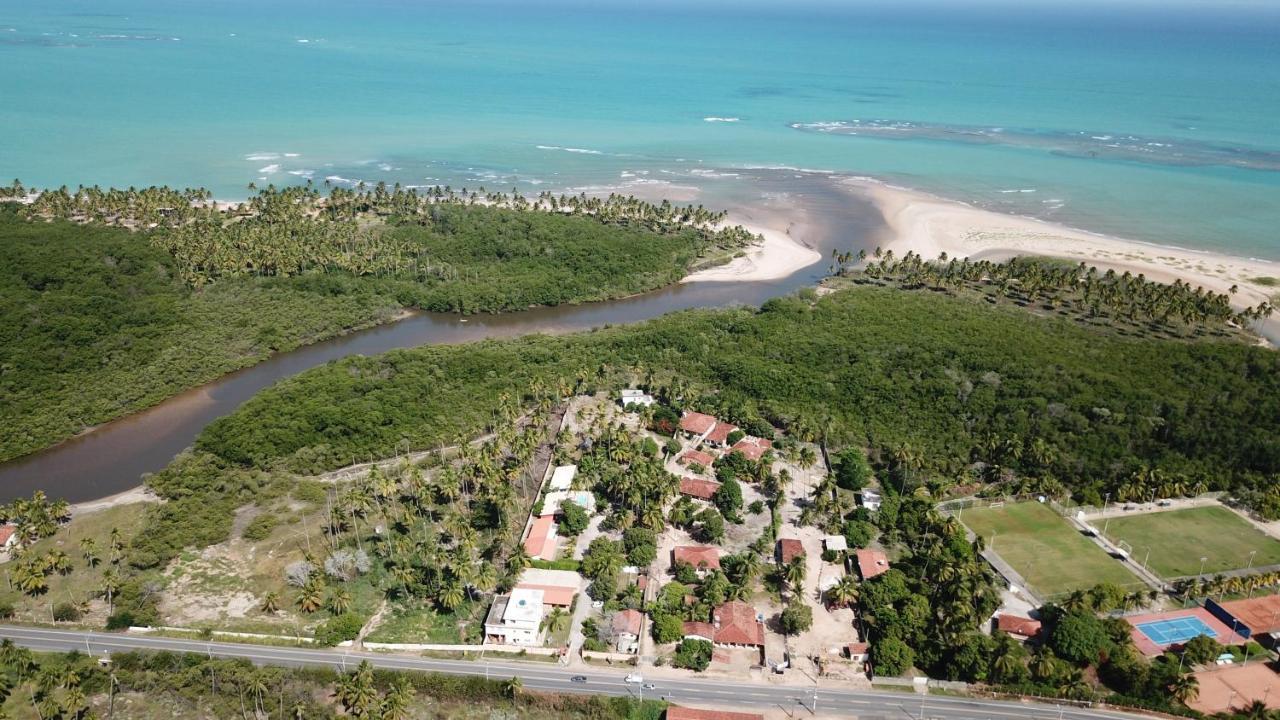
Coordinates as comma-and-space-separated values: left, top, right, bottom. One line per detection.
624, 673, 643, 684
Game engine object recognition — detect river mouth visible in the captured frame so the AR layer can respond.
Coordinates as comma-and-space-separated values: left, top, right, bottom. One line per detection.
0, 169, 889, 503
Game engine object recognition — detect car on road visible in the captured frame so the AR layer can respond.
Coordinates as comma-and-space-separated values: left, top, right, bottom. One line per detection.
570, 675, 587, 683
624, 673, 643, 684
642, 683, 657, 690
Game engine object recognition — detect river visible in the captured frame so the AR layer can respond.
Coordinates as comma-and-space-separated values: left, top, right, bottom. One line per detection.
0, 173, 887, 503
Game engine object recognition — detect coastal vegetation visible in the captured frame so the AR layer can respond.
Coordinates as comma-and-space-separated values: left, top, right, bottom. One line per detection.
0, 182, 754, 461
52, 280, 1272, 655
194, 283, 1280, 514
835, 249, 1274, 339
0, 644, 666, 719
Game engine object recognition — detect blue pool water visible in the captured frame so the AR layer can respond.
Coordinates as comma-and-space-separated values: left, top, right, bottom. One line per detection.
2, 0, 1279, 256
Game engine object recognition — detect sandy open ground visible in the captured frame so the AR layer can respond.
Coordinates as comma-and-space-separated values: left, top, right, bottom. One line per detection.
683, 218, 822, 283
848, 177, 1280, 312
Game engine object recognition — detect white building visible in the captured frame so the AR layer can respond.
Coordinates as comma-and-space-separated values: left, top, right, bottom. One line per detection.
548, 464, 578, 492
859, 489, 882, 511
484, 588, 545, 646
619, 389, 655, 409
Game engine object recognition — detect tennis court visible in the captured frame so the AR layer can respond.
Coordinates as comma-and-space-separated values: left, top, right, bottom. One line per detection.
1135, 616, 1219, 646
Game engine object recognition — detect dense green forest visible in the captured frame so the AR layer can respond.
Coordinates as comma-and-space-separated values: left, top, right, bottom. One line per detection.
0, 207, 401, 462
0, 184, 746, 461
121, 284, 1280, 578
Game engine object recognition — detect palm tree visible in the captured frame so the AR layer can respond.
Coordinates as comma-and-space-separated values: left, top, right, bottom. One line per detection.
380, 680, 415, 720
824, 574, 860, 609
100, 569, 121, 613
328, 588, 352, 615
260, 591, 280, 614
783, 557, 807, 596
1241, 699, 1271, 720
1169, 673, 1199, 705
79, 538, 99, 569
296, 582, 323, 614
503, 676, 523, 698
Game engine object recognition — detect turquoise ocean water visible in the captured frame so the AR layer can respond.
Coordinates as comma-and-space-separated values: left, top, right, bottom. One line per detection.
2, 0, 1279, 256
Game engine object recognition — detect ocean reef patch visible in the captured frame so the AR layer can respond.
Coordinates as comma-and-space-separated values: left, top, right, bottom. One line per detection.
791, 119, 1280, 172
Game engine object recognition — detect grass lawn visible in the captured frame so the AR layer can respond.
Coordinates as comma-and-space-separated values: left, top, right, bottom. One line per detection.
0, 503, 149, 624
364, 599, 484, 644
961, 501, 1145, 599
1102, 505, 1280, 578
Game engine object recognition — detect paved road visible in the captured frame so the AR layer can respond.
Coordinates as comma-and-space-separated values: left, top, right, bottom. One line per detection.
0, 625, 1150, 720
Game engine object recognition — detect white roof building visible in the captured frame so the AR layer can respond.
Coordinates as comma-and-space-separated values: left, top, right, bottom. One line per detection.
548, 465, 578, 491
859, 489, 882, 511
619, 389, 655, 409
823, 535, 848, 552
484, 588, 545, 646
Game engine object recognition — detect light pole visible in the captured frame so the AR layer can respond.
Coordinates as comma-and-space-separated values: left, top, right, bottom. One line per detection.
1142, 546, 1151, 572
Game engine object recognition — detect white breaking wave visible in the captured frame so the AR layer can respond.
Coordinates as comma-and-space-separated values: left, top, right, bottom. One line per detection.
287, 170, 314, 179
258, 164, 281, 174
245, 153, 281, 161
535, 145, 604, 155
997, 188, 1037, 194
703, 117, 740, 123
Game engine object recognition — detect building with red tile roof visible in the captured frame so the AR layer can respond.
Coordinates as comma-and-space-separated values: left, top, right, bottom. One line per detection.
679, 412, 718, 437
666, 707, 763, 720
776, 538, 805, 565
514, 584, 577, 607
681, 603, 765, 648
681, 621, 716, 643
855, 549, 890, 580
673, 545, 721, 571
705, 422, 739, 447
994, 614, 1042, 640
0, 525, 17, 549
678, 450, 715, 468
612, 608, 644, 637
679, 477, 721, 501
522, 515, 557, 561
730, 437, 773, 462
710, 601, 765, 646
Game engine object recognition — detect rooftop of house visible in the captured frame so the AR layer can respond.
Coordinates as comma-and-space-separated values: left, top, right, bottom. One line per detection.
995, 613, 1043, 638
503, 588, 545, 624
674, 545, 721, 570
729, 436, 773, 461
705, 422, 739, 446
776, 538, 805, 564
679, 411, 718, 436
612, 609, 644, 637
855, 548, 890, 579
679, 477, 722, 500
678, 449, 715, 467
548, 464, 577, 491
711, 600, 765, 646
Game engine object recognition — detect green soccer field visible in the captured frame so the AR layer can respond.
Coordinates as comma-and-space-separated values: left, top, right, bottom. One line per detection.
1101, 505, 1280, 579
961, 501, 1145, 599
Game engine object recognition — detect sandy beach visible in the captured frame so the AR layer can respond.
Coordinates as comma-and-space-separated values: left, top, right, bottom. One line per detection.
683, 217, 822, 283
847, 177, 1280, 312
68, 485, 159, 516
